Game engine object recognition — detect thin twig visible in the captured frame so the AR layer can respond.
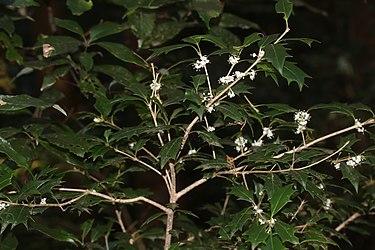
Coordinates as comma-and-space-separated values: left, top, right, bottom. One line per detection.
176, 178, 208, 200
115, 210, 127, 233
335, 212, 362, 232
180, 116, 199, 150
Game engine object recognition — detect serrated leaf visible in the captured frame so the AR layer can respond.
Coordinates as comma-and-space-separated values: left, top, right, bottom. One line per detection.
0, 206, 29, 234
258, 34, 279, 48
67, 0, 93, 16
191, 0, 222, 29
217, 103, 245, 121
281, 61, 311, 90
270, 185, 295, 216
54, 18, 84, 36
285, 37, 320, 47
340, 163, 363, 193
109, 125, 174, 142
89, 21, 126, 42
97, 42, 148, 68
275, 221, 299, 244
194, 160, 228, 171
243, 33, 261, 47
0, 137, 29, 170
262, 174, 283, 199
302, 230, 338, 245
230, 185, 254, 203
263, 235, 286, 250
244, 223, 269, 249
30, 221, 78, 245
0, 171, 13, 190
148, 44, 191, 60
228, 207, 252, 237
159, 137, 182, 168
196, 131, 223, 148
264, 44, 291, 74
275, 0, 293, 21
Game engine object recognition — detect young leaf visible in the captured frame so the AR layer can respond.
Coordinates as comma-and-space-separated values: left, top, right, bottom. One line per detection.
54, 18, 84, 37
340, 163, 363, 193
275, 221, 299, 244
281, 61, 311, 91
191, 0, 222, 29
67, 0, 93, 16
159, 137, 183, 168
264, 44, 291, 74
275, 0, 293, 21
0, 137, 29, 170
89, 21, 127, 42
269, 185, 295, 216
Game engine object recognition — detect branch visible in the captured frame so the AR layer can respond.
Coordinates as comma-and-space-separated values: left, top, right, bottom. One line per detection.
176, 178, 208, 200
335, 212, 362, 232
180, 116, 199, 150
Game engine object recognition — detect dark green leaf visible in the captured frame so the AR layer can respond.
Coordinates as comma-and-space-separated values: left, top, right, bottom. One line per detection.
285, 37, 320, 47
94, 65, 136, 85
109, 125, 175, 142
219, 13, 260, 30
0, 233, 18, 250
275, 0, 293, 21
10, 0, 39, 8
42, 133, 95, 157
191, 0, 222, 29
269, 185, 295, 216
148, 44, 191, 60
0, 137, 29, 170
128, 11, 155, 45
217, 102, 245, 121
30, 221, 78, 245
0, 171, 13, 190
275, 221, 298, 244
281, 61, 311, 91
262, 174, 283, 199
41, 66, 70, 91
36, 36, 81, 57
302, 230, 337, 245
79, 52, 95, 72
209, 26, 241, 47
0, 206, 29, 234
194, 160, 228, 171
230, 185, 254, 203
0, 15, 14, 35
67, 0, 93, 16
81, 219, 94, 242
228, 207, 252, 237
147, 21, 186, 48
264, 44, 291, 74
263, 235, 286, 250
340, 163, 363, 193
159, 137, 182, 167
243, 33, 262, 47
244, 223, 269, 249
196, 130, 223, 148
54, 18, 84, 36
258, 34, 279, 48
97, 42, 148, 68
89, 21, 127, 42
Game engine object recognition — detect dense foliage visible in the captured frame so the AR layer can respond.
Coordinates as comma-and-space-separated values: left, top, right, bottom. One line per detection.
0, 0, 374, 249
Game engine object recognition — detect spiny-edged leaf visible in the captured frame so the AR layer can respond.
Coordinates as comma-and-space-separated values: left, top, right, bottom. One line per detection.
66, 0, 93, 16
340, 163, 363, 193
159, 137, 182, 168
275, 0, 293, 21
18, 179, 48, 199
0, 206, 29, 234
264, 44, 291, 74
94, 65, 136, 85
194, 159, 228, 171
304, 180, 325, 201
29, 221, 78, 245
196, 130, 223, 148
219, 13, 260, 30
285, 37, 320, 47
243, 32, 262, 47
148, 44, 191, 60
0, 32, 23, 64
97, 42, 148, 68
263, 235, 287, 250
217, 102, 245, 121
54, 18, 84, 36
227, 207, 252, 237
292, 171, 308, 189
275, 221, 299, 244
281, 61, 311, 91
191, 74, 207, 90
89, 21, 127, 42
309, 102, 356, 117
270, 184, 295, 216
109, 125, 175, 142
230, 185, 254, 203
302, 230, 338, 245
39, 140, 83, 166
0, 137, 29, 170
262, 174, 283, 199
41, 66, 70, 91
42, 133, 95, 157
243, 223, 269, 249
81, 219, 94, 242
35, 36, 81, 57
191, 0, 222, 29
0, 171, 13, 190
0, 233, 18, 250
258, 34, 279, 48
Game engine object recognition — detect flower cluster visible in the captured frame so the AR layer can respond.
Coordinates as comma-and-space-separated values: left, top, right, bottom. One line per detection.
251, 140, 263, 147
228, 55, 240, 65
0, 203, 10, 211
294, 111, 311, 134
193, 55, 210, 71
150, 79, 161, 92
235, 136, 248, 152
262, 127, 274, 139
346, 155, 365, 167
323, 198, 332, 211
253, 205, 263, 215
355, 119, 364, 133
219, 75, 234, 85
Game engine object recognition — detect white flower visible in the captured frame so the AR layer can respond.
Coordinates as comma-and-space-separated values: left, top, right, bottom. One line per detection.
323, 198, 332, 211
129, 142, 135, 149
201, 92, 213, 102
207, 126, 215, 132
318, 183, 325, 190
262, 127, 273, 139
228, 89, 235, 98
207, 105, 215, 113
251, 53, 257, 58
253, 205, 263, 215
249, 70, 256, 80
93, 117, 104, 123
150, 80, 161, 92
251, 140, 263, 147
193, 55, 210, 71
219, 75, 234, 85
294, 111, 311, 134
269, 217, 276, 227
42, 43, 55, 58
355, 119, 364, 133
258, 49, 265, 58
188, 149, 197, 155
334, 163, 341, 170
0, 203, 10, 210
346, 155, 364, 167
235, 136, 248, 152
234, 71, 245, 79
228, 55, 240, 65
40, 198, 47, 205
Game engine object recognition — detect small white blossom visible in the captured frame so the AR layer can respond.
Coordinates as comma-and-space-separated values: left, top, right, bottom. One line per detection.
334, 163, 341, 170
228, 55, 240, 65
253, 205, 263, 215
346, 155, 364, 167
235, 136, 248, 152
258, 49, 265, 58
207, 126, 215, 132
251, 140, 263, 147
251, 53, 257, 58
129, 142, 135, 149
323, 198, 332, 211
0, 203, 10, 210
355, 119, 364, 133
193, 55, 210, 71
150, 80, 161, 92
40, 198, 47, 205
201, 92, 213, 102
262, 127, 274, 139
249, 70, 256, 80
269, 217, 277, 227
294, 111, 311, 134
318, 183, 325, 190
42, 43, 55, 58
228, 89, 235, 98
234, 71, 245, 79
258, 218, 266, 225
93, 117, 104, 123
188, 149, 197, 155
207, 105, 215, 113
219, 75, 234, 85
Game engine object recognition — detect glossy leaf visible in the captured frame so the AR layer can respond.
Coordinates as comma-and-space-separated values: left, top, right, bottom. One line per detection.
148, 44, 191, 60
128, 11, 156, 45
244, 223, 269, 249
275, 0, 293, 21
220, 13, 260, 30
0, 137, 29, 170
281, 61, 311, 91
302, 230, 338, 246
97, 42, 148, 68
89, 21, 127, 42
36, 36, 81, 57
275, 221, 299, 244
94, 64, 136, 85
191, 0, 222, 29
264, 44, 291, 74
159, 137, 182, 168
230, 185, 254, 203
270, 185, 295, 216
54, 18, 84, 36
243, 32, 262, 47
196, 130, 223, 148
67, 0, 93, 16
0, 206, 29, 234
0, 171, 13, 190
217, 102, 245, 121
227, 207, 252, 237
41, 66, 70, 91
340, 163, 363, 193
30, 221, 78, 245
263, 235, 286, 250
